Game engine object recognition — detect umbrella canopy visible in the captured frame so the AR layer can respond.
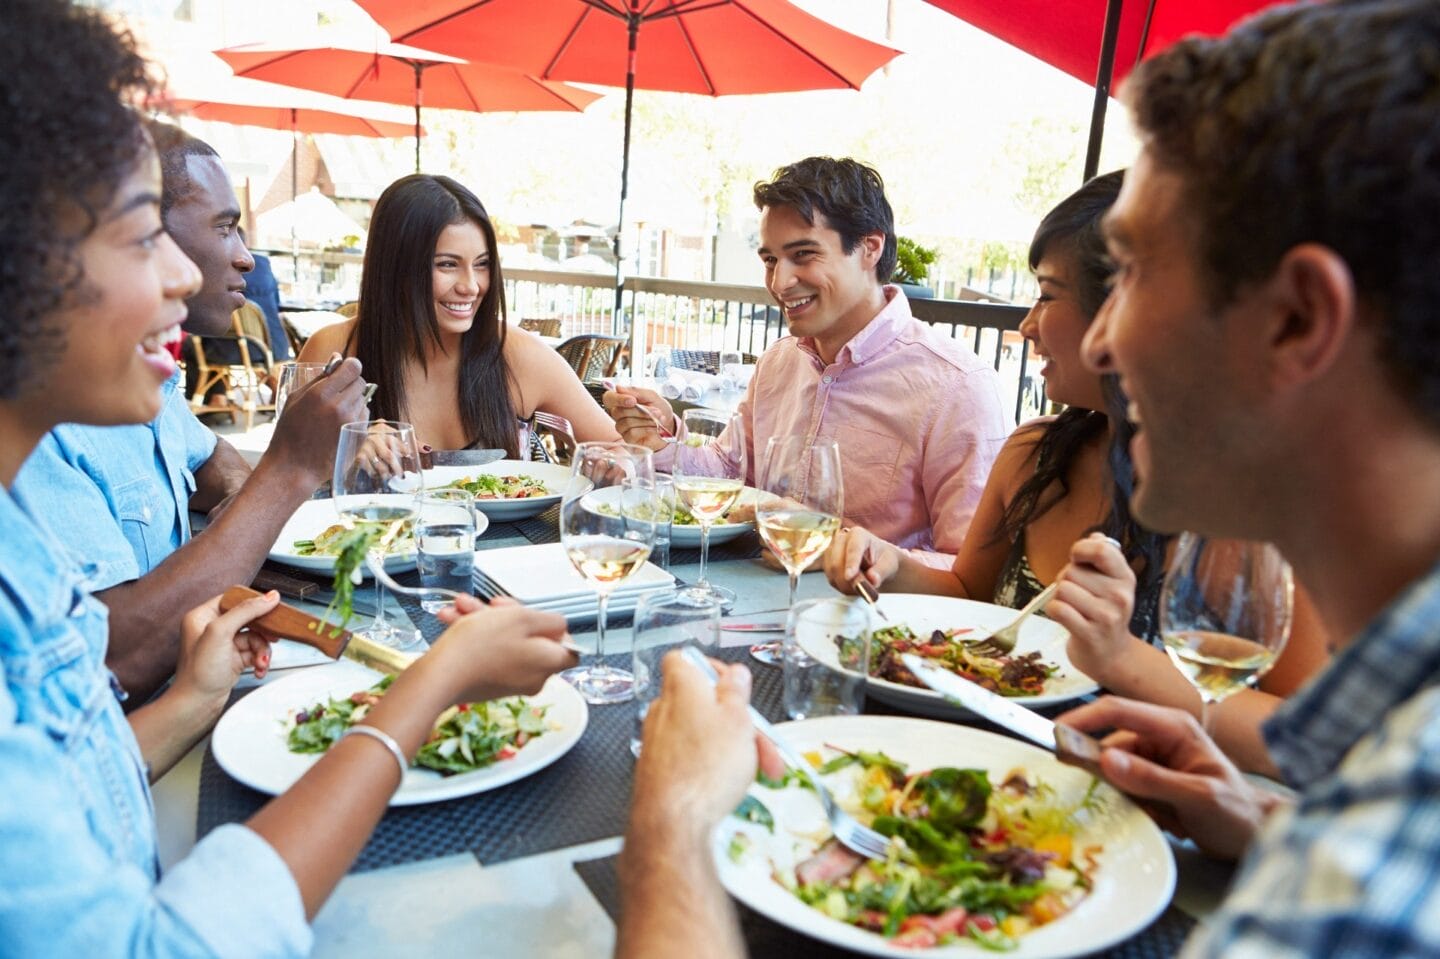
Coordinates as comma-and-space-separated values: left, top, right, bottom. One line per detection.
358, 0, 901, 313
216, 39, 603, 172
160, 76, 416, 138
254, 188, 367, 251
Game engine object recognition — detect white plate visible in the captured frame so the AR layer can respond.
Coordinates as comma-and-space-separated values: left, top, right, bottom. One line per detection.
800, 594, 1098, 715
212, 661, 588, 806
425, 460, 573, 521
268, 495, 419, 576
715, 715, 1175, 959
582, 484, 758, 548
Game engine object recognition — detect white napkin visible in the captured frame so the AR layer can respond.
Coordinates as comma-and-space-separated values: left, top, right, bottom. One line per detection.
473, 543, 673, 604
718, 363, 755, 393
659, 369, 720, 401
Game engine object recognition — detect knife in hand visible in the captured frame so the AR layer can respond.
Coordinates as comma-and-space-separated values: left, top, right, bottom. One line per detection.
419, 447, 507, 469
221, 585, 419, 675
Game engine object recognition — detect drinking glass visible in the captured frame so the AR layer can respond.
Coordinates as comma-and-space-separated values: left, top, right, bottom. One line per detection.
630, 589, 721, 756
718, 349, 744, 389
559, 442, 658, 704
1160, 533, 1294, 731
673, 409, 746, 610
415, 488, 476, 614
274, 361, 328, 418
650, 476, 676, 571
333, 420, 424, 649
784, 597, 872, 719
752, 436, 844, 664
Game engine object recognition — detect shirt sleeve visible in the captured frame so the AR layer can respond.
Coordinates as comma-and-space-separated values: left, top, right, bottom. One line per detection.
171, 388, 218, 473
913, 365, 1012, 565
12, 431, 141, 590
0, 681, 311, 958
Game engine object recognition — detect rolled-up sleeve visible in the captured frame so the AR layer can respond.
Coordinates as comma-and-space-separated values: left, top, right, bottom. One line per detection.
172, 389, 218, 473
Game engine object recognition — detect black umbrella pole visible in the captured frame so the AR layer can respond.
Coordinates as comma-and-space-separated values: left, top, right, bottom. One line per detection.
1084, 0, 1125, 181
612, 14, 640, 325
414, 62, 423, 174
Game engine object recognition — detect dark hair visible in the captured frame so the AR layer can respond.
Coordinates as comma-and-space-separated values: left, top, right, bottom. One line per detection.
0, 0, 155, 399
1000, 171, 1168, 639
144, 120, 220, 219
351, 174, 518, 456
753, 157, 897, 283
1126, 0, 1440, 427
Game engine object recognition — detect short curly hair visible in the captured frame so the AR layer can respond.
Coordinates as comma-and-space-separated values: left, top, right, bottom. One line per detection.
1125, 0, 1440, 427
0, 0, 156, 399
753, 157, 897, 284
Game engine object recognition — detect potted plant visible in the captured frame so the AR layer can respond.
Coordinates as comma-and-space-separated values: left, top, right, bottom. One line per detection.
891, 236, 938, 299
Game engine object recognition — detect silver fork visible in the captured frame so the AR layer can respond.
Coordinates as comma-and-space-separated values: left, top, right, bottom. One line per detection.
679, 647, 889, 862
963, 580, 1059, 656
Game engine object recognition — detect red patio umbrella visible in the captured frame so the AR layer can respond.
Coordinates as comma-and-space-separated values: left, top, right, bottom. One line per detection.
216, 39, 603, 173
921, 0, 1286, 177
357, 0, 902, 314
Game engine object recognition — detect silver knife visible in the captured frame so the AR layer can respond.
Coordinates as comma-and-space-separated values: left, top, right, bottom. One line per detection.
421, 448, 507, 469
899, 653, 1104, 776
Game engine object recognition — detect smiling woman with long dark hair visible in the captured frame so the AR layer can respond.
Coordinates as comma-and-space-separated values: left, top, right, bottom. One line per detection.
298, 174, 618, 455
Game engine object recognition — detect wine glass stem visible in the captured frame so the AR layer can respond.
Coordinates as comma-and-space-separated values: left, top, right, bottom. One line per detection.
1198, 698, 1216, 736
594, 588, 611, 677
697, 522, 712, 586
370, 549, 389, 629
787, 571, 799, 609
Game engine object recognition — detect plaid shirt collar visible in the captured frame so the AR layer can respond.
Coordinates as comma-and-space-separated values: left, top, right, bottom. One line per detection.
1264, 555, 1440, 788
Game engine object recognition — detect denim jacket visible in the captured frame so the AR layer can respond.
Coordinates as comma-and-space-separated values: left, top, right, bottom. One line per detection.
12, 372, 216, 590
0, 484, 310, 957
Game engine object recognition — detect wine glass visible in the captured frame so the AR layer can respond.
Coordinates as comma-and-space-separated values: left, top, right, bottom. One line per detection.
1160, 533, 1294, 731
333, 419, 425, 650
559, 442, 658, 704
673, 409, 746, 610
752, 436, 843, 664
274, 361, 328, 418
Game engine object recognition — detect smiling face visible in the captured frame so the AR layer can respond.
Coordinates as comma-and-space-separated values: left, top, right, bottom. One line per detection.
1019, 248, 1106, 411
758, 204, 885, 360
41, 148, 201, 428
430, 219, 490, 338
164, 154, 252, 336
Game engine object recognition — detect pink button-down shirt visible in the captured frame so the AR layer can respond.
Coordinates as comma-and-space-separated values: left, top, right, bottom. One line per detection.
657, 288, 1013, 568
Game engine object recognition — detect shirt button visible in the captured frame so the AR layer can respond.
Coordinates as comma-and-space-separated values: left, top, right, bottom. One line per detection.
821, 375, 833, 385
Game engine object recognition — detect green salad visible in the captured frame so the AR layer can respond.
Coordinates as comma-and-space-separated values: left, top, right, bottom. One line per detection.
286, 675, 552, 776
443, 473, 549, 499
729, 750, 1101, 950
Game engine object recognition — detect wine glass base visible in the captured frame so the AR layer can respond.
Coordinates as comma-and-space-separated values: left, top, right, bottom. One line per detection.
680, 582, 736, 611
352, 621, 427, 652
748, 640, 782, 665
561, 664, 635, 704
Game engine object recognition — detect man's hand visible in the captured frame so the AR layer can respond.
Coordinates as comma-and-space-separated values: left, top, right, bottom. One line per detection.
1058, 696, 1286, 860
822, 524, 900, 592
603, 385, 673, 452
264, 355, 367, 485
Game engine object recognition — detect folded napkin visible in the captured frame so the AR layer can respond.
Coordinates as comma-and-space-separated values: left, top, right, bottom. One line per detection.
473, 543, 673, 605
659, 369, 720, 402
717, 363, 755, 393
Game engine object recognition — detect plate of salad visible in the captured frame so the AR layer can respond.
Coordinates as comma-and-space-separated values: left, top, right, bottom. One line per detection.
582, 483, 758, 547
268, 495, 423, 576
211, 660, 588, 805
715, 715, 1174, 957
798, 595, 1098, 716
425, 460, 573, 520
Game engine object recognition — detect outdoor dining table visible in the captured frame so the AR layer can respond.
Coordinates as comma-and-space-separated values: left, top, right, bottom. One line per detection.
153, 507, 1236, 957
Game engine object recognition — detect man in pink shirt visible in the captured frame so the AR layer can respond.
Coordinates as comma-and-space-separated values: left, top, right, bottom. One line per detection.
604, 157, 1012, 567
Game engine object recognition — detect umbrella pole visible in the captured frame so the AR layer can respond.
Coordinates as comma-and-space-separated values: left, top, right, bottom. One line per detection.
1083, 0, 1126, 181
413, 61, 423, 174
290, 108, 300, 286
612, 11, 640, 330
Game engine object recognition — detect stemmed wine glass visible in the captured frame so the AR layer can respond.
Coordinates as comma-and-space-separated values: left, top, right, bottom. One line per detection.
560, 442, 659, 704
1160, 533, 1294, 731
673, 409, 746, 609
752, 436, 843, 664
333, 419, 424, 650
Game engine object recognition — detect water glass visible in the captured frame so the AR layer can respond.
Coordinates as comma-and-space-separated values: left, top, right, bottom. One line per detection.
719, 349, 744, 383
651, 476, 676, 570
416, 488, 476, 613
274, 361, 329, 418
630, 589, 721, 756
783, 597, 871, 720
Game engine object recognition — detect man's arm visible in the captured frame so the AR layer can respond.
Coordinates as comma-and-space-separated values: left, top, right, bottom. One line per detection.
188, 437, 250, 514
103, 359, 366, 702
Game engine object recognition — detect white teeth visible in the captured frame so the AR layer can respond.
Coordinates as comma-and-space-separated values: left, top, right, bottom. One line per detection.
139, 324, 182, 354
1127, 401, 1141, 424
441, 302, 474, 312
162, 325, 182, 345
783, 296, 815, 310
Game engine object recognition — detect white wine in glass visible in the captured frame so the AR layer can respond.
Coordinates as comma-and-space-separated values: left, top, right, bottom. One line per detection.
753, 436, 843, 664
1160, 533, 1293, 727
674, 409, 746, 609
559, 442, 658, 704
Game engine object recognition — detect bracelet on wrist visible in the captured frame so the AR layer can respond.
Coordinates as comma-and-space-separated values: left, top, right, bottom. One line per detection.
341, 723, 408, 783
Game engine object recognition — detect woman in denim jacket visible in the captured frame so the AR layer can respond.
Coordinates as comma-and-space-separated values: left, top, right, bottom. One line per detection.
0, 5, 577, 955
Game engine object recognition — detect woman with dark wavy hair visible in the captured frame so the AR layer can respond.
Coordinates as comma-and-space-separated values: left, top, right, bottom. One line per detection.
826, 172, 1328, 774
298, 174, 617, 455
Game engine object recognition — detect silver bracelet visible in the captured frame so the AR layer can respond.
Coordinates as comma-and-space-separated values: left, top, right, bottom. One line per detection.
341, 724, 409, 782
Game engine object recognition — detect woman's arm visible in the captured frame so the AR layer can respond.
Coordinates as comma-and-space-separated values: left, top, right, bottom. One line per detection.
505, 330, 620, 442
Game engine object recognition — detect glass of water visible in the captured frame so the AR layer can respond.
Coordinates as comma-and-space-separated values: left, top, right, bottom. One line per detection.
783, 597, 872, 720
631, 588, 721, 757
718, 349, 744, 389
415, 488, 476, 613
274, 361, 329, 418
651, 476, 676, 570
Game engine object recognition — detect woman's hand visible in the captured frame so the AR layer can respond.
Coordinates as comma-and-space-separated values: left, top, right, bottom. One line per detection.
432, 595, 578, 703
172, 590, 282, 706
1049, 533, 1142, 683
822, 525, 900, 594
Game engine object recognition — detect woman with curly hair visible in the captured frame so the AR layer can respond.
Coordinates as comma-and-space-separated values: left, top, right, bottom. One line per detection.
825, 172, 1328, 775
297, 174, 618, 456
0, 3, 576, 952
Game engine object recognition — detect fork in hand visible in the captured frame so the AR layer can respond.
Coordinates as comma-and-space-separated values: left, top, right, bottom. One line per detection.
963, 580, 1060, 657
679, 647, 890, 862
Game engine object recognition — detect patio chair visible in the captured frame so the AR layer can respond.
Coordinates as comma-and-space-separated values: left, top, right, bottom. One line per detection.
336, 301, 360, 319
554, 334, 626, 383
531, 410, 576, 465
185, 303, 277, 430
668, 348, 756, 375
519, 317, 563, 337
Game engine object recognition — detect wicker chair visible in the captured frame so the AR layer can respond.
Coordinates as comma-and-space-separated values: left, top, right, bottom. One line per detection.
336, 301, 360, 319
554, 334, 626, 383
185, 304, 276, 429
519, 317, 563, 337
668, 348, 756, 375
530, 411, 576, 465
